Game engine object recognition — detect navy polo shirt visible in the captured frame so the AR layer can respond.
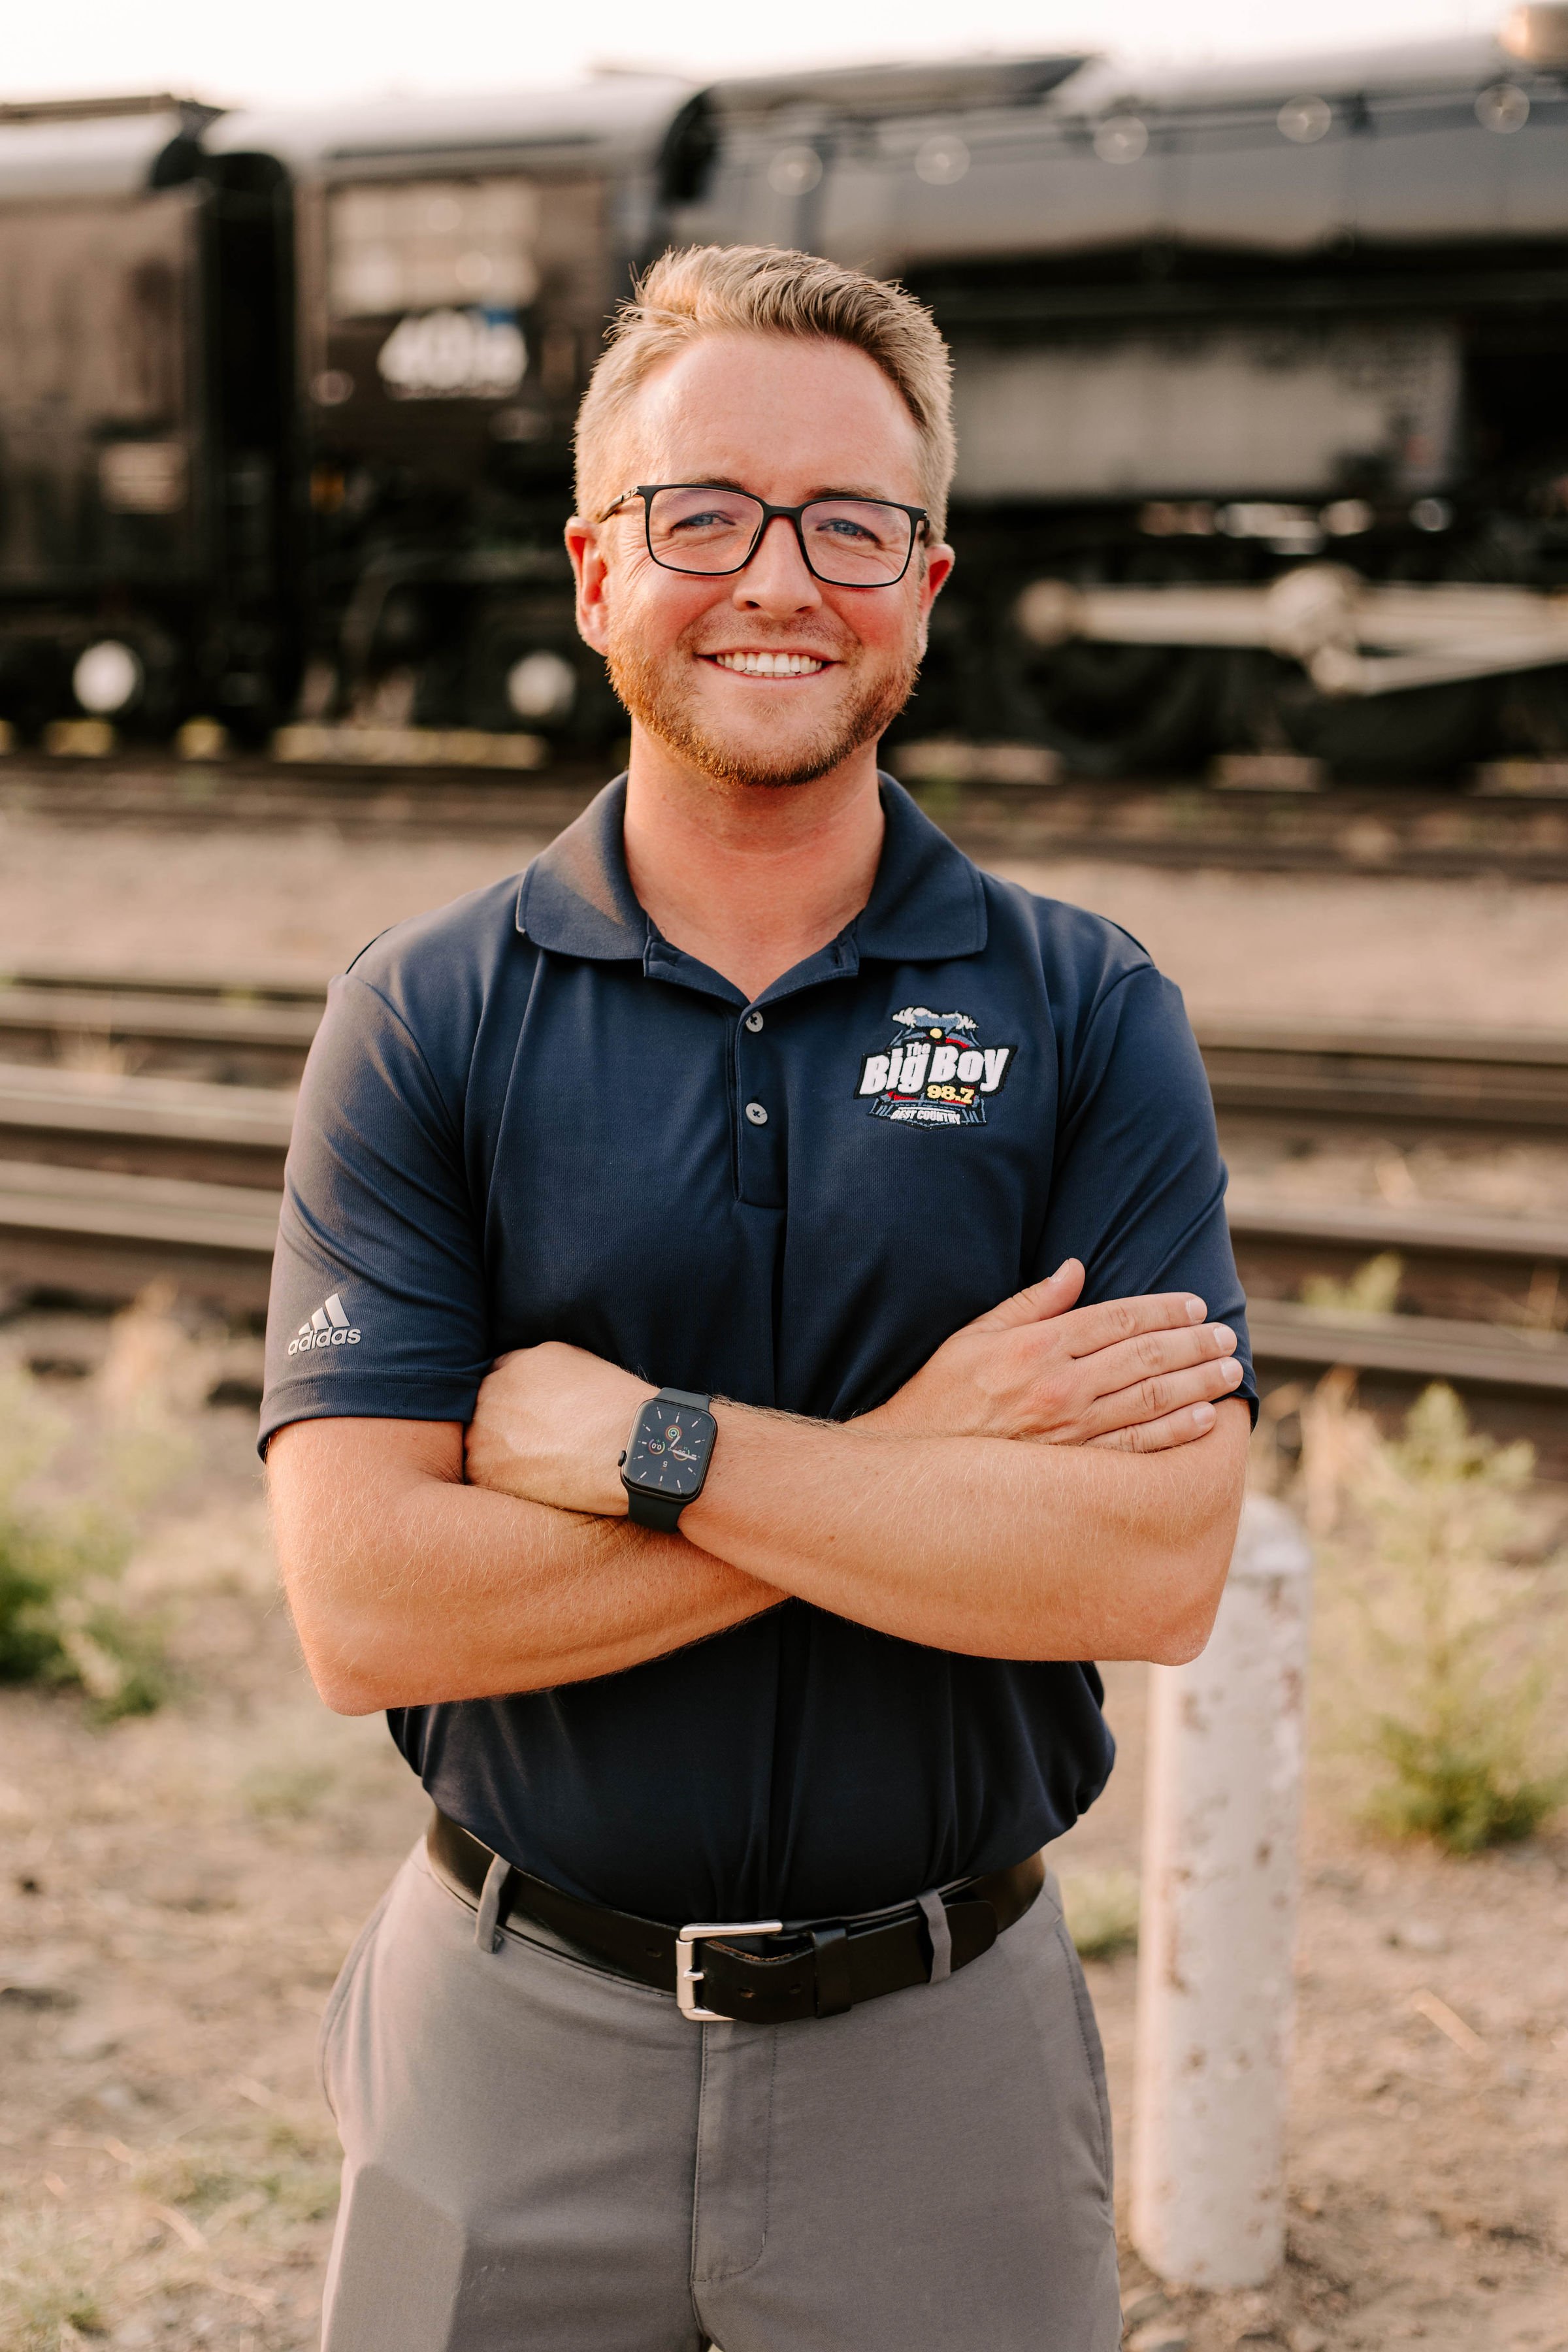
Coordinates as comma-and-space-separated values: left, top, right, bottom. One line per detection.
261, 776, 1256, 1923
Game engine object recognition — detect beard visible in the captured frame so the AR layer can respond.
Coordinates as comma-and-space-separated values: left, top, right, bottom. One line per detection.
606, 617, 921, 790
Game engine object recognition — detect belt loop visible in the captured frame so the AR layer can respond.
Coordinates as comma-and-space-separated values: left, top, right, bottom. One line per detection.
917, 1890, 952, 1985
475, 1852, 514, 1953
810, 1923, 852, 2017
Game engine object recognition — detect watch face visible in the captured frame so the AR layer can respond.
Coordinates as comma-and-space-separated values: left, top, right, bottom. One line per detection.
625, 1401, 715, 1498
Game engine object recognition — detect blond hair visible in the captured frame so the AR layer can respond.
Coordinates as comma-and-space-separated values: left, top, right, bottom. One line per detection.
574, 244, 956, 536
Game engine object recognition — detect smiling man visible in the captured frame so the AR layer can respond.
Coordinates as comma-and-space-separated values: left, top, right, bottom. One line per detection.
264, 246, 1255, 2352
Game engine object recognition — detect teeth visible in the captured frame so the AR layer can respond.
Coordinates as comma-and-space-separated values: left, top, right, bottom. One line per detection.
713, 650, 825, 676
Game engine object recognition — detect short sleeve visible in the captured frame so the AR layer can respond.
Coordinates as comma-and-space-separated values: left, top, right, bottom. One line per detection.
258, 973, 492, 1453
1037, 963, 1258, 1420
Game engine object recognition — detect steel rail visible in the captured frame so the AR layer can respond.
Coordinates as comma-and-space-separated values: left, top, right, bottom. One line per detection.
6, 974, 1568, 1136
0, 985, 321, 1055
1245, 1301, 1568, 1394
0, 1161, 278, 1314
1224, 1191, 1568, 1265
1198, 1017, 1568, 1130
0, 1062, 295, 1149
0, 1137, 1564, 1399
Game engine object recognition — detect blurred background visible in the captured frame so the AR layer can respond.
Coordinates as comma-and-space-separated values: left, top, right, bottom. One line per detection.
0, 6, 1565, 2349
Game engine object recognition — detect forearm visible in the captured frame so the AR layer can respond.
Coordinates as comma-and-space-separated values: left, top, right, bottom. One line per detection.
678, 1399, 1250, 1663
267, 1420, 781, 1712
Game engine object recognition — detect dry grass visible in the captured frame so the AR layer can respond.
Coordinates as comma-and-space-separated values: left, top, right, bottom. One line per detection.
0, 2104, 343, 2349
0, 2203, 108, 2349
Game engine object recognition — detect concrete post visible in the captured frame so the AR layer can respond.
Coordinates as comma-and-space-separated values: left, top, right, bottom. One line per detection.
1130, 1492, 1313, 2289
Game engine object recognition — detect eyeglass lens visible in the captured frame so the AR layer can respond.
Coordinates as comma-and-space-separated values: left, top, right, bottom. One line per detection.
644, 488, 914, 585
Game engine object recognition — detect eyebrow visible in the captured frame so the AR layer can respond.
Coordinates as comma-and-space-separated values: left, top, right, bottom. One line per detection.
666, 476, 912, 504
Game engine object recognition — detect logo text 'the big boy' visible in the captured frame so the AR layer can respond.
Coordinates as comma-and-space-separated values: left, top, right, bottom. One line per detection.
856, 1008, 1015, 1129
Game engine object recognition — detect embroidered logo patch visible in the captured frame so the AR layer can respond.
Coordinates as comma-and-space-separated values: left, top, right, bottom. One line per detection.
855, 1007, 1015, 1128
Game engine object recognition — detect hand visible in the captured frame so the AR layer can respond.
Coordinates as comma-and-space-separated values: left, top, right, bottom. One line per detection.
465, 1342, 653, 1514
864, 1260, 1243, 1453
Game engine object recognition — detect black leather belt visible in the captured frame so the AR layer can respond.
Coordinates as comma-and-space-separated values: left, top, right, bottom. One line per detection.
427, 1808, 1045, 2025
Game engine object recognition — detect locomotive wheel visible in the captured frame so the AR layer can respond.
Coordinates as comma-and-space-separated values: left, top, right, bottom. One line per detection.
990, 551, 1222, 777
996, 636, 1221, 777
1250, 535, 1511, 779
1500, 666, 1568, 757
1267, 664, 1496, 778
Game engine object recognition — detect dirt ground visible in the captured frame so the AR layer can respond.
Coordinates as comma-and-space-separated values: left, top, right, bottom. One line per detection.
0, 1314, 1563, 2352
0, 806, 1565, 2348
3, 796, 1568, 1028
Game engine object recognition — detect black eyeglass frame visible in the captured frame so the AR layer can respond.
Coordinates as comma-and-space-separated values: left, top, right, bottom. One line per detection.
598, 483, 930, 587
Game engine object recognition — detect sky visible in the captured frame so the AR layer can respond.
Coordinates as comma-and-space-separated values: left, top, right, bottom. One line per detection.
1, 0, 1505, 110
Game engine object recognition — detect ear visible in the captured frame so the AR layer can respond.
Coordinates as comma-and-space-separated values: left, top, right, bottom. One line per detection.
913, 539, 955, 658
566, 515, 612, 656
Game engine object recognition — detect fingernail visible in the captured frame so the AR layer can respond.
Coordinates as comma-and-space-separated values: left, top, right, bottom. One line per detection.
1211, 1323, 1235, 1348
1194, 1401, 1216, 1427
1185, 1296, 1206, 1322
1220, 1360, 1243, 1385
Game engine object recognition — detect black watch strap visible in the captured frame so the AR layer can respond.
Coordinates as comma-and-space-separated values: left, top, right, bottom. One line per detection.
624, 1388, 714, 1531
627, 1486, 688, 1532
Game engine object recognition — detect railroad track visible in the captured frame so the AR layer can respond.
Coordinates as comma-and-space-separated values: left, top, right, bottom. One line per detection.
1, 1144, 1564, 1399
5, 967, 1567, 1134
0, 1022, 1565, 1411
1197, 1019, 1568, 1133
7, 753, 1568, 882
0, 972, 321, 1086
1226, 1188, 1568, 1399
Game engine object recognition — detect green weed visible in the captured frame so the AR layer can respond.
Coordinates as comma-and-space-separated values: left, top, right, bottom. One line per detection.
135, 2122, 340, 2236
1301, 1377, 1567, 1852
1059, 1867, 1141, 1959
1301, 1250, 1404, 1318
240, 1759, 338, 1822
0, 1366, 171, 1722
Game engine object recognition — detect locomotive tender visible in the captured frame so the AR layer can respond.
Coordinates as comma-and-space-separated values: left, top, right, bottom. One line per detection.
3, 9, 1568, 775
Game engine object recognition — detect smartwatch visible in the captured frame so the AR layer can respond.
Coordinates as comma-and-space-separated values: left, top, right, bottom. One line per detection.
619, 1387, 717, 1531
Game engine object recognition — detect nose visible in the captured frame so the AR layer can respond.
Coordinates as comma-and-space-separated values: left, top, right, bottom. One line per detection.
732, 514, 823, 614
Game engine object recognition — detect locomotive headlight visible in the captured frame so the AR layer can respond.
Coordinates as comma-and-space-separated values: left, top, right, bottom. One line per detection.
506, 650, 577, 723
768, 146, 823, 195
1277, 95, 1331, 144
73, 640, 143, 716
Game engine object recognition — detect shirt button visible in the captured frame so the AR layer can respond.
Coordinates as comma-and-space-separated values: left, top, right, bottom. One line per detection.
744, 1101, 768, 1126
744, 1011, 764, 1033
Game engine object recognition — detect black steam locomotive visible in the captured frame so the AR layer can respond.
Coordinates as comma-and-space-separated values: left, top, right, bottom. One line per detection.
4, 10, 1568, 776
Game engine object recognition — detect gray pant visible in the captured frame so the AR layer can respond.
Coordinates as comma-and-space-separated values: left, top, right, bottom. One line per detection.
318, 1841, 1121, 2351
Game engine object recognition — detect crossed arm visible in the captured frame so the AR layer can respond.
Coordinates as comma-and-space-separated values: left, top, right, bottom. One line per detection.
268, 1258, 1251, 1715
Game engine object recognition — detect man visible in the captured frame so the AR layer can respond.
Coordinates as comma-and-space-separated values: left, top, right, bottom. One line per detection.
265, 244, 1254, 2352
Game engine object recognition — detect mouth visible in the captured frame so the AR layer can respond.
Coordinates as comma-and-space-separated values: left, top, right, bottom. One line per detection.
703, 649, 833, 678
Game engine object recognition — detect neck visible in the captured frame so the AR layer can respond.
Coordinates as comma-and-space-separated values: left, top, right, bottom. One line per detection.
621, 728, 886, 1000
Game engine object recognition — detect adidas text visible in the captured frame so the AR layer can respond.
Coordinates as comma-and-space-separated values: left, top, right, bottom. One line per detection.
287, 1292, 361, 1355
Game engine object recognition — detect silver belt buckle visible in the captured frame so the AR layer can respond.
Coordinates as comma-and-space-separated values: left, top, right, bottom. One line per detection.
675, 1918, 784, 2021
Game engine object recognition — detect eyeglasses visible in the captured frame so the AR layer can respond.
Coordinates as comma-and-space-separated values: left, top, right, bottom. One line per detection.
598, 484, 928, 588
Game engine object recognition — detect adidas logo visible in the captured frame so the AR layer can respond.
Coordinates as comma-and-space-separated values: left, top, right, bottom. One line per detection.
287, 1292, 362, 1356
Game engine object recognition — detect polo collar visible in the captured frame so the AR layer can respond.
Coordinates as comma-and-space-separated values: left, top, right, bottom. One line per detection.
855, 776, 988, 962
516, 772, 988, 965
516, 776, 647, 960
